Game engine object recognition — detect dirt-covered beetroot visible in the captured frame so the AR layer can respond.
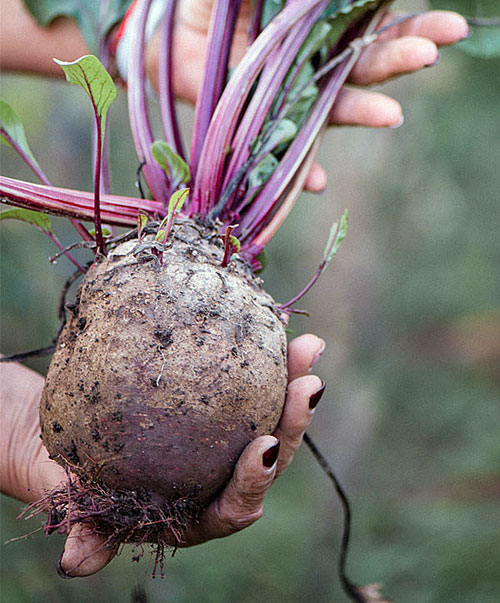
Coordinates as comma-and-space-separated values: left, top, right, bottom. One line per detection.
40, 217, 287, 514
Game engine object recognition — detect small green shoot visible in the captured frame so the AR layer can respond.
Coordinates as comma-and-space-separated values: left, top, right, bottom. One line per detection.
323, 209, 349, 267
279, 209, 349, 313
88, 227, 112, 238
54, 56, 117, 144
154, 188, 190, 249
228, 235, 241, 253
155, 230, 166, 242
168, 187, 189, 217
137, 212, 148, 244
221, 225, 241, 267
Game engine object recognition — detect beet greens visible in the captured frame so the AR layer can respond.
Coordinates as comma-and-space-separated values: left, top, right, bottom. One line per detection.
1, 0, 389, 279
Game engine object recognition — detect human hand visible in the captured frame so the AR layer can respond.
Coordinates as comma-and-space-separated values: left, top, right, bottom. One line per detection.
0, 335, 325, 577
145, 2, 470, 191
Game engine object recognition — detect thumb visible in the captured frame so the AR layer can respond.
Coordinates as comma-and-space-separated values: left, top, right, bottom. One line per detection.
58, 524, 116, 578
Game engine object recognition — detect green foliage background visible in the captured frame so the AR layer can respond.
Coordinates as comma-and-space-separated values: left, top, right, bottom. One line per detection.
1, 3, 500, 602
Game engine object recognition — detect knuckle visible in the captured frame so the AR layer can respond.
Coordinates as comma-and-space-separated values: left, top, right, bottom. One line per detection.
216, 503, 264, 534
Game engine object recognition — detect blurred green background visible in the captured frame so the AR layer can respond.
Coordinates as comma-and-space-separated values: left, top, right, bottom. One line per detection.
1, 3, 499, 602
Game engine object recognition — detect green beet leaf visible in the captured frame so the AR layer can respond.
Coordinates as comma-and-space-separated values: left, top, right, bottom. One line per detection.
260, 119, 298, 156
138, 213, 148, 231
229, 235, 241, 253
0, 207, 53, 234
323, 209, 349, 266
54, 55, 117, 147
155, 229, 166, 242
152, 140, 191, 188
248, 154, 279, 190
0, 98, 41, 167
167, 188, 190, 216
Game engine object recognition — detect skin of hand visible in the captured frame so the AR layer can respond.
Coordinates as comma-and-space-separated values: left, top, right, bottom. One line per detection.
146, 1, 470, 191
1, 2, 470, 159
0, 0, 469, 578
0, 335, 325, 576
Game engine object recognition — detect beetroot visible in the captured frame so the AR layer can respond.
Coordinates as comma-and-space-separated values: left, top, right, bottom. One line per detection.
40, 218, 287, 513
1, 0, 388, 567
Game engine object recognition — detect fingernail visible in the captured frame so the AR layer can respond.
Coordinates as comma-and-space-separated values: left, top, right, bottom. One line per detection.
462, 26, 472, 40
309, 339, 326, 371
262, 441, 280, 468
389, 114, 404, 129
309, 381, 325, 410
424, 51, 440, 68
57, 556, 74, 579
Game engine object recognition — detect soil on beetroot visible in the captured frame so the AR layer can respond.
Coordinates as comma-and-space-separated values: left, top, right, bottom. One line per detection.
39, 216, 287, 549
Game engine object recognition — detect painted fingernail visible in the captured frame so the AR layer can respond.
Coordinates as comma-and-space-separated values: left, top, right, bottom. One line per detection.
424, 52, 440, 68
262, 441, 280, 468
57, 557, 74, 579
309, 339, 326, 371
309, 381, 325, 410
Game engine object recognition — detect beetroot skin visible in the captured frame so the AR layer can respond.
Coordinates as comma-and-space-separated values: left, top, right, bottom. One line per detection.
40, 217, 287, 527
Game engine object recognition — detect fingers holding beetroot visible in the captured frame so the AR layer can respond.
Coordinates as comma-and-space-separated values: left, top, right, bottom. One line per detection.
273, 376, 325, 477
287, 334, 325, 382
184, 435, 280, 545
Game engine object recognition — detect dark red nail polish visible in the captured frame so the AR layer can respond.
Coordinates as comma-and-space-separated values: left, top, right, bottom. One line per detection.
262, 441, 280, 468
309, 381, 325, 409
57, 558, 74, 580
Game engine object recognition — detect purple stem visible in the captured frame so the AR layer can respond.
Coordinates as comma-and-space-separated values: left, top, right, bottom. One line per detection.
1, 176, 166, 226
241, 133, 322, 252
191, 0, 329, 218
2, 129, 88, 269
237, 9, 382, 244
226, 43, 367, 221
160, 208, 176, 244
93, 116, 106, 255
158, 0, 185, 158
128, 0, 170, 204
220, 5, 325, 205
189, 0, 242, 183
1, 127, 92, 242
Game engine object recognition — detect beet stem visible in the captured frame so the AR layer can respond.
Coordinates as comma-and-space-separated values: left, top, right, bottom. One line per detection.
158, 0, 185, 159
